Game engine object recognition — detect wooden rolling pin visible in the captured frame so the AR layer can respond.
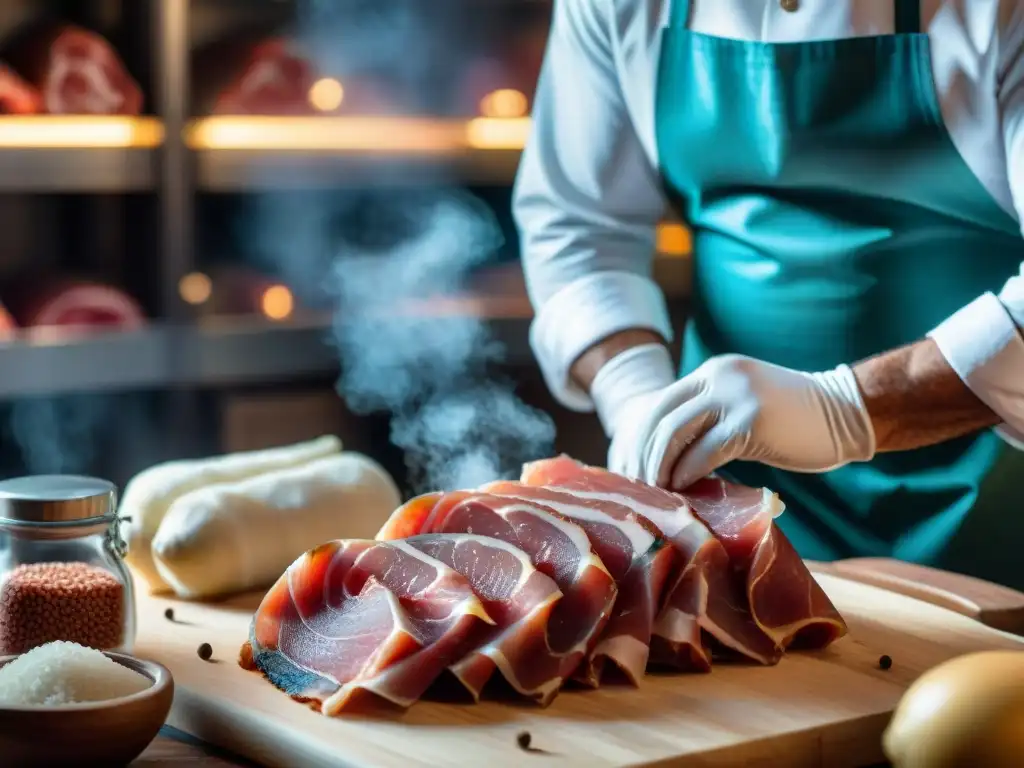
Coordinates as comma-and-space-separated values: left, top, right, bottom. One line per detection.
808, 558, 1024, 636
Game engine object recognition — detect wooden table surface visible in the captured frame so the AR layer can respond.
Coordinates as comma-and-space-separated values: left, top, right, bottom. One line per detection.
137, 726, 893, 767
133, 727, 255, 767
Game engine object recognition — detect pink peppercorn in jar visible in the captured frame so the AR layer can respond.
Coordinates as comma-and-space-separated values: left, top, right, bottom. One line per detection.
0, 475, 136, 656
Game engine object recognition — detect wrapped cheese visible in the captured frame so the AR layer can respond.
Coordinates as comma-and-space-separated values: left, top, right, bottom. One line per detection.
150, 452, 402, 600
121, 435, 342, 593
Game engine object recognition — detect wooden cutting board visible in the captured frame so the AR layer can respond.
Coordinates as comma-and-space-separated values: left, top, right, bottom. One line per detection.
132, 572, 1024, 768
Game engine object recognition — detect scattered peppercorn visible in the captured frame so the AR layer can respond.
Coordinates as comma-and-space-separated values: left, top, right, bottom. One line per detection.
879, 654, 892, 670
164, 607, 175, 621
517, 732, 532, 750
197, 642, 213, 661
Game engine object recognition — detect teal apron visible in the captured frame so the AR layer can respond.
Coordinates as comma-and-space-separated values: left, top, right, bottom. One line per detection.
656, 0, 1024, 588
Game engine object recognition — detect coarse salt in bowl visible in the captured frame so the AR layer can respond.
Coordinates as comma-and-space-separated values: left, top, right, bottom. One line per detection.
0, 642, 173, 768
0, 641, 150, 706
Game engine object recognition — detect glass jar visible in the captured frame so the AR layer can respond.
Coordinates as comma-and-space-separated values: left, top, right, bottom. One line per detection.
0, 475, 135, 656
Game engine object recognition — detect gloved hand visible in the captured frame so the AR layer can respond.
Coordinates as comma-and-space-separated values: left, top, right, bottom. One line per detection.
591, 346, 877, 490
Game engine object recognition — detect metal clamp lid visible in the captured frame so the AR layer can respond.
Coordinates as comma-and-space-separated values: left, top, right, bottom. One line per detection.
0, 475, 118, 526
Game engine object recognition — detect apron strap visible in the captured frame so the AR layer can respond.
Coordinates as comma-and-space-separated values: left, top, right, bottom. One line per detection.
669, 0, 692, 28
894, 0, 921, 34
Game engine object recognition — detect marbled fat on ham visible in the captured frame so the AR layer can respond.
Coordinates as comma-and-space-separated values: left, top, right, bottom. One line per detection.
523, 457, 847, 656
401, 533, 565, 703
479, 481, 676, 685
240, 538, 494, 715
519, 457, 780, 668
378, 490, 619, 701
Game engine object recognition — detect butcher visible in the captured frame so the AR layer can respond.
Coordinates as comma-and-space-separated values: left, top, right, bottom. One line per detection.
514, 0, 1024, 588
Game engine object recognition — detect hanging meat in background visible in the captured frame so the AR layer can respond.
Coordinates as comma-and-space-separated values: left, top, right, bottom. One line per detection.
0, 63, 41, 114
0, 301, 17, 341
4, 22, 142, 115
193, 35, 396, 116
208, 38, 317, 116
4, 275, 146, 333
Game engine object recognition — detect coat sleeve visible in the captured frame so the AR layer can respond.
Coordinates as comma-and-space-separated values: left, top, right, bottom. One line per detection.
513, 0, 672, 412
927, 7, 1024, 446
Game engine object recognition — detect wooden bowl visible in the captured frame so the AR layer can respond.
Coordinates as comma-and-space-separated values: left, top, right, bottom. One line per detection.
0, 651, 174, 767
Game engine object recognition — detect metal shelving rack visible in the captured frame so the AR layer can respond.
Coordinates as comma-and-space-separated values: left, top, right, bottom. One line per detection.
0, 0, 690, 408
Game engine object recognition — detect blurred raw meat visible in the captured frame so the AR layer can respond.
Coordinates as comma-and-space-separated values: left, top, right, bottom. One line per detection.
0, 63, 41, 114
8, 277, 146, 331
6, 22, 142, 115
212, 38, 317, 116
195, 36, 395, 116
0, 301, 16, 340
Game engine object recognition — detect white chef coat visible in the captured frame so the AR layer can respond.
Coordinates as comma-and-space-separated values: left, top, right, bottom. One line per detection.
513, 0, 1024, 441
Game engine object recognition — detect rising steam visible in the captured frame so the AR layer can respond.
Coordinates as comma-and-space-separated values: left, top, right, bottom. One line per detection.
249, 183, 555, 493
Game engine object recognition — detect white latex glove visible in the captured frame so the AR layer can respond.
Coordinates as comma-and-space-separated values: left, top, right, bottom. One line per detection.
594, 349, 877, 490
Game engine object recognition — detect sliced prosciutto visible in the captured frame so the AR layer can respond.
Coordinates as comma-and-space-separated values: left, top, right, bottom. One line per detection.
239, 538, 494, 715
378, 491, 617, 703
683, 477, 848, 648
520, 456, 782, 668
401, 533, 565, 704
482, 480, 676, 685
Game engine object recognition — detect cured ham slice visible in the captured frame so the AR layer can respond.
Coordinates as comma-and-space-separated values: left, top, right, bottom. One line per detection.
482, 481, 676, 685
402, 533, 564, 704
240, 538, 494, 715
683, 477, 848, 648
520, 457, 782, 668
378, 491, 617, 703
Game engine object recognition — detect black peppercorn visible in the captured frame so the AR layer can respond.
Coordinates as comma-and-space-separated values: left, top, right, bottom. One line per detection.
517, 731, 532, 751
879, 654, 892, 670
164, 607, 175, 621
197, 642, 213, 661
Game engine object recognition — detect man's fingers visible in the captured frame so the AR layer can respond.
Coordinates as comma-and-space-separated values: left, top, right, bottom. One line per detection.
667, 422, 738, 491
642, 399, 715, 487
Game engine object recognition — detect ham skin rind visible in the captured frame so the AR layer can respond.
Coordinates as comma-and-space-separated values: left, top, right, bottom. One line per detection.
240, 538, 494, 715
482, 480, 676, 686
379, 492, 618, 704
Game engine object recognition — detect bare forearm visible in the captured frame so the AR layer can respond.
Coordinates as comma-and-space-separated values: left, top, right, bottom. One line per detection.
851, 339, 1000, 453
569, 329, 669, 392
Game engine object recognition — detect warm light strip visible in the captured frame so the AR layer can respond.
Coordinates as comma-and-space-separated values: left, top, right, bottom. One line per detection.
464, 117, 531, 150
0, 117, 164, 148
185, 116, 532, 152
